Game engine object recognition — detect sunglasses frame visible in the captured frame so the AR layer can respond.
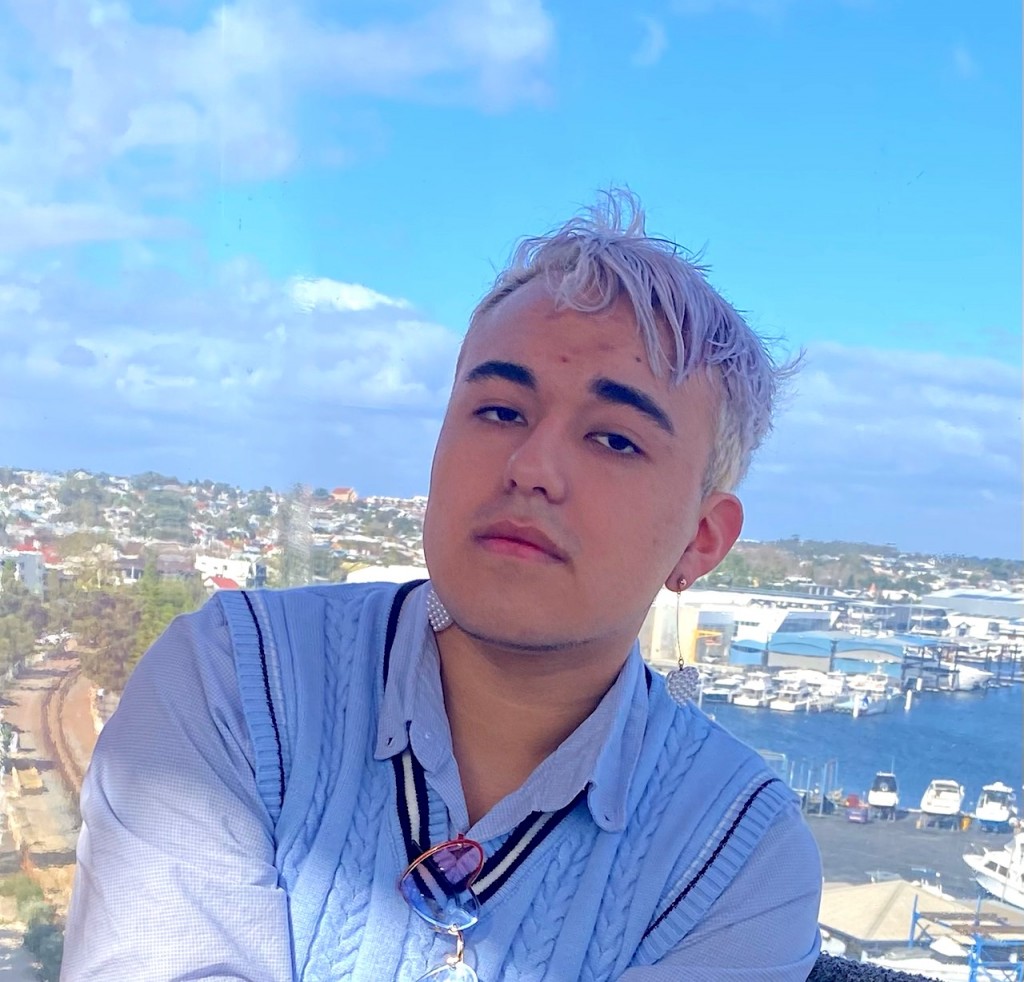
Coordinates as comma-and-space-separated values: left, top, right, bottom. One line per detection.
399, 835, 485, 981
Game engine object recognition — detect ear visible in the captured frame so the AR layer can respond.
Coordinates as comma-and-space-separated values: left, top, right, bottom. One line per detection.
665, 492, 744, 591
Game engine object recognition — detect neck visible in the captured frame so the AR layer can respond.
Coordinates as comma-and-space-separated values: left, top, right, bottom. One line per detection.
436, 627, 632, 824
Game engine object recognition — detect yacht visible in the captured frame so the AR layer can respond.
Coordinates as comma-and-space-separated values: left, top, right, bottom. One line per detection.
963, 832, 1024, 909
732, 673, 777, 709
920, 779, 965, 818
768, 680, 812, 713
809, 672, 848, 712
701, 674, 745, 704
974, 782, 1018, 831
866, 772, 899, 819
950, 664, 994, 691
834, 690, 891, 716
835, 671, 897, 716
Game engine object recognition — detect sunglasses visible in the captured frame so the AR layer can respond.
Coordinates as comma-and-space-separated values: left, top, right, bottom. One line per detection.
398, 835, 485, 981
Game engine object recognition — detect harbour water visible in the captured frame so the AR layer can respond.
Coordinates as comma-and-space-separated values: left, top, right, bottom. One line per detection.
710, 683, 1023, 811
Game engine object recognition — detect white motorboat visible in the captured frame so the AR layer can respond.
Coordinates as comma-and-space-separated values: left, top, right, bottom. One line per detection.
866, 772, 899, 818
950, 664, 994, 691
809, 672, 848, 711
769, 681, 812, 712
920, 779, 965, 818
964, 832, 1024, 909
834, 690, 891, 716
732, 672, 777, 708
835, 671, 897, 716
702, 674, 745, 704
974, 781, 1018, 831
847, 670, 898, 697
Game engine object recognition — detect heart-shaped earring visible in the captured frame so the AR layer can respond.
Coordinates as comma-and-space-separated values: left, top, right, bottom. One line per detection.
664, 575, 702, 707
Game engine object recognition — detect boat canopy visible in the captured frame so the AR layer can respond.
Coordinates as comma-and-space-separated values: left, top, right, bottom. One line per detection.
871, 773, 898, 793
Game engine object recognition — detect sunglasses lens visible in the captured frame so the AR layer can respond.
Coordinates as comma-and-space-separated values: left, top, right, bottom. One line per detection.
401, 839, 483, 930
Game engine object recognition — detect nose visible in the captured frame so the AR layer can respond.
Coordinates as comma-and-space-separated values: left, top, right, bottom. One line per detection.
502, 423, 568, 503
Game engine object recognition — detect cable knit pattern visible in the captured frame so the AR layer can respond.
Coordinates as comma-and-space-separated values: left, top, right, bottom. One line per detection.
217, 591, 288, 825
497, 827, 597, 982
580, 711, 700, 982
303, 742, 390, 979
223, 582, 795, 982
294, 598, 352, 869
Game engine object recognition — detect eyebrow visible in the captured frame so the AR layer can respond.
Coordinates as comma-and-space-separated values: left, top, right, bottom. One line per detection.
464, 360, 537, 388
591, 378, 675, 435
463, 360, 674, 435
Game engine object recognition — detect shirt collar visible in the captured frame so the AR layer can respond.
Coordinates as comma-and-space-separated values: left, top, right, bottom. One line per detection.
374, 581, 650, 833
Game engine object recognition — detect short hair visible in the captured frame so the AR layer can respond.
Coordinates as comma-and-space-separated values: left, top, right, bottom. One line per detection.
469, 189, 795, 493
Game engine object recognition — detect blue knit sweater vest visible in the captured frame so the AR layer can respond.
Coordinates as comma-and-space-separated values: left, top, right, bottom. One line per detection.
218, 583, 794, 982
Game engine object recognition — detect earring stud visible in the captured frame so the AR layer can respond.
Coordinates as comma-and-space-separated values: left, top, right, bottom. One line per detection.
426, 586, 454, 632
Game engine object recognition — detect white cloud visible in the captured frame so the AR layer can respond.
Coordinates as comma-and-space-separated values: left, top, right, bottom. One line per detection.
0, 260, 461, 490
0, 283, 41, 314
1, 0, 554, 188
745, 342, 1022, 556
289, 277, 411, 314
633, 16, 668, 68
0, 0, 555, 249
0, 193, 186, 251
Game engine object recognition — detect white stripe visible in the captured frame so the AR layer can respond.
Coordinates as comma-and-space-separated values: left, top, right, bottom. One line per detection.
473, 813, 551, 895
402, 751, 421, 847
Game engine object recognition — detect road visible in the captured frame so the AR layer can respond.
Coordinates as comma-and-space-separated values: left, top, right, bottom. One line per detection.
0, 651, 100, 980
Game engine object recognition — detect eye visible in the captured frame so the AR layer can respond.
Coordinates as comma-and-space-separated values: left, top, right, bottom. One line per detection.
591, 432, 642, 455
475, 405, 525, 424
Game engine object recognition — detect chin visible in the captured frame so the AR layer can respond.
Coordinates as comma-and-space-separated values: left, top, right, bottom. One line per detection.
458, 620, 587, 654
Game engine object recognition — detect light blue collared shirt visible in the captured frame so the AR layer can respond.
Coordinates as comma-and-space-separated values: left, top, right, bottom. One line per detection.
64, 584, 822, 980
374, 584, 647, 840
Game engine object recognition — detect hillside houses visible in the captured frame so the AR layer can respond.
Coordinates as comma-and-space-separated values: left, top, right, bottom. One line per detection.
0, 467, 427, 594
0, 466, 1019, 630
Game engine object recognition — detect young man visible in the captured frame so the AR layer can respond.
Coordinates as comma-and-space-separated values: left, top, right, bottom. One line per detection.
64, 193, 822, 980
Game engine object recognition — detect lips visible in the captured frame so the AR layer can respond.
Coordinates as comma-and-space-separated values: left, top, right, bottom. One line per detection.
475, 520, 569, 563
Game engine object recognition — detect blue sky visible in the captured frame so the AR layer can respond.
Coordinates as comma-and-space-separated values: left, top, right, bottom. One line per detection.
0, 0, 1019, 558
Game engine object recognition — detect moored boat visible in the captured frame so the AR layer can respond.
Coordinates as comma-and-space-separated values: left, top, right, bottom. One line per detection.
974, 781, 1018, 831
769, 680, 812, 712
866, 771, 899, 819
920, 779, 965, 818
732, 672, 777, 709
702, 673, 745, 704
950, 664, 994, 691
963, 832, 1024, 909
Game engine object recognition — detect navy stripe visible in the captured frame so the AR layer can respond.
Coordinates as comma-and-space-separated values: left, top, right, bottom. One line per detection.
642, 778, 779, 941
410, 749, 431, 856
384, 579, 584, 906
240, 590, 286, 812
474, 790, 587, 905
394, 747, 586, 907
392, 754, 419, 863
383, 579, 426, 689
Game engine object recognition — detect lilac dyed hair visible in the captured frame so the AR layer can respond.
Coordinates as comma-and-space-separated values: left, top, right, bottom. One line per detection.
468, 189, 796, 493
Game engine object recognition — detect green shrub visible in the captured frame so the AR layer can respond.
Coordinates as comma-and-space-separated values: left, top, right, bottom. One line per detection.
24, 919, 63, 982
19, 899, 53, 928
0, 875, 63, 981
0, 872, 44, 911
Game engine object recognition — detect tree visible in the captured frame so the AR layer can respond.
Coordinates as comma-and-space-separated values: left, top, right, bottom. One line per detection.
134, 559, 205, 661
71, 590, 142, 692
